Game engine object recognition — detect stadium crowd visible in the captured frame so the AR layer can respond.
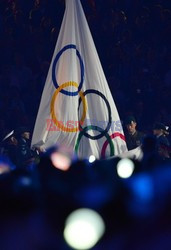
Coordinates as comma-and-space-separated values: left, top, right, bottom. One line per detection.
0, 0, 170, 138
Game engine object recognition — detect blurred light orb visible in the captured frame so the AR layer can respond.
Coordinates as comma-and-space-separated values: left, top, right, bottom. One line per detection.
51, 152, 71, 171
88, 155, 96, 163
64, 208, 105, 249
117, 158, 134, 178
0, 163, 10, 174
19, 176, 32, 186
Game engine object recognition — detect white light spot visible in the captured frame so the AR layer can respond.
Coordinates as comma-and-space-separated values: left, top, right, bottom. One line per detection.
117, 158, 134, 178
64, 208, 105, 249
89, 155, 96, 163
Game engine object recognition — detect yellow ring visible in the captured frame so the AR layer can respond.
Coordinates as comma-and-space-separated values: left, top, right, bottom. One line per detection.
50, 81, 87, 132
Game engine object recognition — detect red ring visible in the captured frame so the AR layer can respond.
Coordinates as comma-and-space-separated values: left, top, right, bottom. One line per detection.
101, 132, 126, 158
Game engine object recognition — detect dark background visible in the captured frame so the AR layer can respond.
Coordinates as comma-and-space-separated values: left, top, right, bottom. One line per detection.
0, 0, 170, 139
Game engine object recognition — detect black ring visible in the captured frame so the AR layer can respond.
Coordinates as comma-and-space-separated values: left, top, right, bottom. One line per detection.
78, 89, 112, 140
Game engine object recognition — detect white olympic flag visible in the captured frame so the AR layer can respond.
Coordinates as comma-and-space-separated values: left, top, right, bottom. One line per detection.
31, 0, 128, 159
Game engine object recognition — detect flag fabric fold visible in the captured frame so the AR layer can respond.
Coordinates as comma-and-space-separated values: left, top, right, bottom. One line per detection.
31, 0, 128, 159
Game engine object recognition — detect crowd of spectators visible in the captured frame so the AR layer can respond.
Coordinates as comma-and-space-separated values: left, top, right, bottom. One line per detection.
0, 0, 170, 141
0, 132, 171, 249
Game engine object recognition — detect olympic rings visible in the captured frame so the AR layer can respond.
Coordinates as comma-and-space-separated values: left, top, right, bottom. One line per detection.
101, 132, 125, 158
50, 81, 87, 132
50, 44, 123, 158
52, 44, 84, 96
78, 89, 112, 140
75, 125, 114, 156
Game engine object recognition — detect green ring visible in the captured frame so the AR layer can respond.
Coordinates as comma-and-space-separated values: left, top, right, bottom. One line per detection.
75, 125, 114, 157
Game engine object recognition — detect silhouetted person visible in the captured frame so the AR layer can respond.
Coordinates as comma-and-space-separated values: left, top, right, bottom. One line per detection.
153, 122, 170, 159
16, 127, 36, 168
124, 116, 145, 150
141, 135, 163, 169
1, 130, 18, 166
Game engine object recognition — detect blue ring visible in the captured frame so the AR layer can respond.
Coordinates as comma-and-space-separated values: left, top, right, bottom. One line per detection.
52, 44, 84, 96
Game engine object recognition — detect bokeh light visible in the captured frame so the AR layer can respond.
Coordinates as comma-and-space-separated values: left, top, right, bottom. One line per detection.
50, 152, 71, 171
117, 158, 135, 178
88, 155, 96, 163
64, 208, 105, 249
